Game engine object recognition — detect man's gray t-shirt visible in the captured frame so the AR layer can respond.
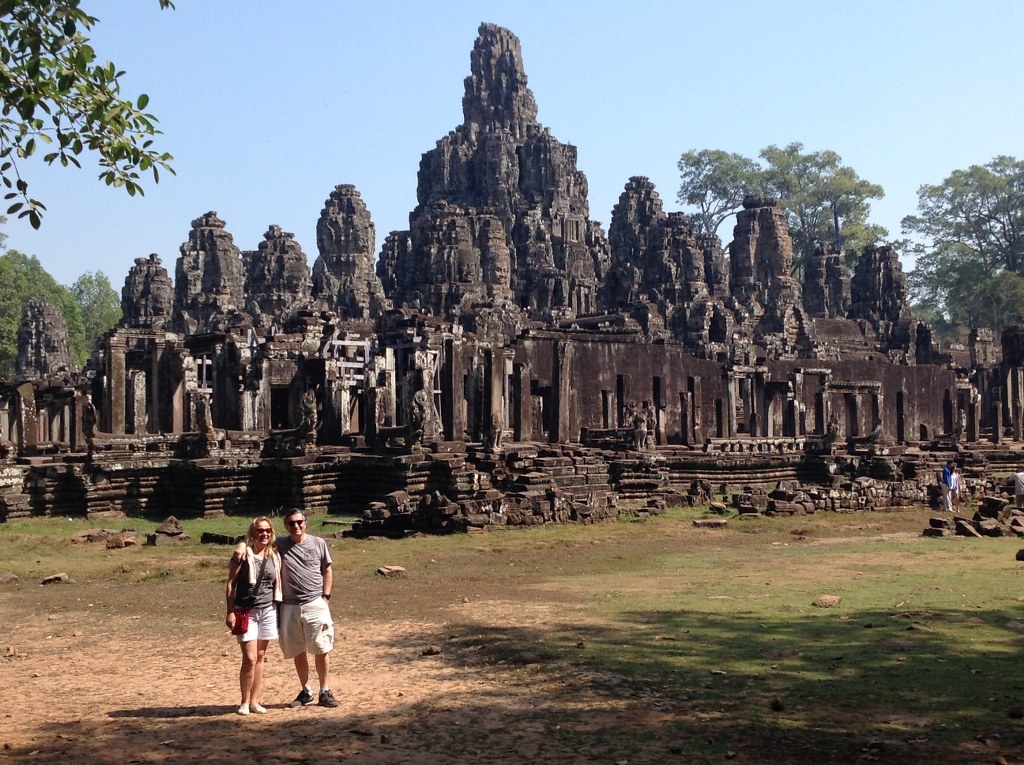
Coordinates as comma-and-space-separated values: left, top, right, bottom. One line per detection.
278, 535, 332, 604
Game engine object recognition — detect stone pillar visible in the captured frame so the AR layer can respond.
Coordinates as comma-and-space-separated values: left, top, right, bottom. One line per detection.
967, 400, 979, 442
107, 340, 126, 434
129, 370, 147, 435
680, 391, 691, 446
16, 383, 37, 451
171, 376, 185, 433
149, 341, 161, 434
1012, 368, 1024, 441
487, 352, 507, 447
691, 377, 704, 446
723, 374, 737, 438
992, 399, 1003, 445
552, 340, 572, 443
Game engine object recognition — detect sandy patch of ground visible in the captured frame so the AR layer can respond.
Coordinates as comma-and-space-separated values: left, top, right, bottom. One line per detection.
1, 600, 671, 765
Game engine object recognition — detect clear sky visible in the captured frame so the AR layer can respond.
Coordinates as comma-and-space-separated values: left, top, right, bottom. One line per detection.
4, 0, 1023, 287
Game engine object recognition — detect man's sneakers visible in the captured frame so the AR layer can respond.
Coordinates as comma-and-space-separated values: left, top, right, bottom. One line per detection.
289, 687, 338, 708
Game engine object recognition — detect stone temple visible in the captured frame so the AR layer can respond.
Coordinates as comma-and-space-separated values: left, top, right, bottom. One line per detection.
0, 24, 1020, 533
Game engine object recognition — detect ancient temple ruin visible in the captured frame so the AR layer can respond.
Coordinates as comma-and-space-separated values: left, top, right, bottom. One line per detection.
0, 23, 1019, 532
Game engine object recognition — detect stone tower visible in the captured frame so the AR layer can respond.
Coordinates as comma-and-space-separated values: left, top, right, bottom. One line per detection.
312, 185, 388, 319
17, 300, 75, 376
172, 212, 246, 335
244, 225, 313, 327
378, 23, 609, 318
120, 253, 174, 331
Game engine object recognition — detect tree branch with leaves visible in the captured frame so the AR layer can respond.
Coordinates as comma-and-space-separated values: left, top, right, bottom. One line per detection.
0, 0, 174, 228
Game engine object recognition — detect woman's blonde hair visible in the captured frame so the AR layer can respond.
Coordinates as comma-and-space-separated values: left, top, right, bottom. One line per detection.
245, 515, 276, 550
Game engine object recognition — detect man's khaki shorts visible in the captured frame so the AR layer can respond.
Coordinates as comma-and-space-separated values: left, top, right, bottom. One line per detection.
279, 597, 335, 659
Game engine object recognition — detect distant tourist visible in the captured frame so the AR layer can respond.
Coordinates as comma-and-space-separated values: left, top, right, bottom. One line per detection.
940, 460, 955, 512
226, 516, 282, 715
950, 464, 962, 510
277, 508, 338, 708
1015, 471, 1024, 509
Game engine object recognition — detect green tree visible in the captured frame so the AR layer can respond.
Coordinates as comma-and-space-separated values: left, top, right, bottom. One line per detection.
0, 0, 175, 228
676, 149, 763, 237
903, 156, 1024, 334
759, 142, 886, 275
0, 247, 83, 376
676, 143, 886, 274
70, 269, 119, 357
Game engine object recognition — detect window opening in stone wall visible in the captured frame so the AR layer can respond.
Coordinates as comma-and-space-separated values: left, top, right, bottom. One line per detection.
737, 378, 750, 434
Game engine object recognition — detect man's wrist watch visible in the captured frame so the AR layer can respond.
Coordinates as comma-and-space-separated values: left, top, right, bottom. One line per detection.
323, 593, 331, 600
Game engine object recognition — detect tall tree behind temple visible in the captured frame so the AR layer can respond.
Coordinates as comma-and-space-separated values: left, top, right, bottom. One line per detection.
0, 249, 84, 376
677, 143, 887, 276
758, 143, 886, 277
70, 271, 121, 359
904, 155, 1024, 333
676, 149, 764, 237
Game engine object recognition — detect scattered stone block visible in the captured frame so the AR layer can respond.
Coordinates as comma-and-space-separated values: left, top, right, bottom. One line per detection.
200, 532, 243, 545
155, 516, 185, 536
377, 565, 406, 577
105, 532, 137, 549
693, 518, 727, 529
40, 572, 70, 585
812, 594, 841, 608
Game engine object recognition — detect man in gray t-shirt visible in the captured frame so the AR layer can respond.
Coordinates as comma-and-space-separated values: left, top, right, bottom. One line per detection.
278, 508, 338, 708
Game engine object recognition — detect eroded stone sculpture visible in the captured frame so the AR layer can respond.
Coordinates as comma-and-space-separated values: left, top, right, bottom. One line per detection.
16, 300, 75, 377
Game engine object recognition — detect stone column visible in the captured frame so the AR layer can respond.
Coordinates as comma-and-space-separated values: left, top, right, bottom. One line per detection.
16, 383, 37, 451
552, 339, 572, 443
129, 370, 147, 435
723, 373, 737, 438
107, 338, 127, 434
992, 399, 1003, 445
967, 399, 979, 442
691, 377, 704, 446
1012, 368, 1024, 441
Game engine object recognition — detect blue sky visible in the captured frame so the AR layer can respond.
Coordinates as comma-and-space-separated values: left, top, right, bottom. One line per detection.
5, 1, 1023, 287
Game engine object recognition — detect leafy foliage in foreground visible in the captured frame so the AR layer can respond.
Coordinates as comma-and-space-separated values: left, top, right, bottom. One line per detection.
0, 0, 175, 227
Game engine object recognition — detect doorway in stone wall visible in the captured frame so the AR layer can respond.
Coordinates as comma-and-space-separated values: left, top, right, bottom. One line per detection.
270, 387, 290, 430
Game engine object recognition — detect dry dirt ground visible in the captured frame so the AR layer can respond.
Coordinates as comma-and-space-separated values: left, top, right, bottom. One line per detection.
2, 597, 683, 765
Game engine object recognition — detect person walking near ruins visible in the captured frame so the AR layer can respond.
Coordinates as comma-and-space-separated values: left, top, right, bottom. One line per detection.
940, 460, 955, 512
226, 516, 282, 716
277, 508, 339, 708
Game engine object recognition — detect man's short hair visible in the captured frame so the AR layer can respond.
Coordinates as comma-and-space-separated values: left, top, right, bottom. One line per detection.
283, 507, 305, 521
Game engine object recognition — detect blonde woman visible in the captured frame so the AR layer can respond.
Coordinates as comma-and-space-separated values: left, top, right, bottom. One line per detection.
225, 516, 282, 715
